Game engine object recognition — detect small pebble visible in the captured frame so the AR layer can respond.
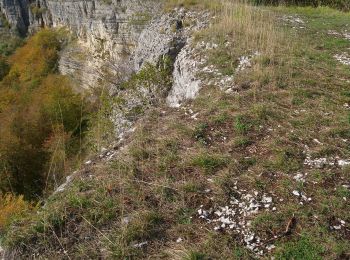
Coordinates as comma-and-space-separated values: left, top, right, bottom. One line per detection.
176, 237, 183, 243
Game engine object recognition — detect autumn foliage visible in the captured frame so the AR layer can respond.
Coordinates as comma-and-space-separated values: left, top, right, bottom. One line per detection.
0, 29, 89, 199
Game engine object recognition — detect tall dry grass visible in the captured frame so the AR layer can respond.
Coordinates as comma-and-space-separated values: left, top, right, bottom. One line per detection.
225, 1, 281, 56
197, 0, 287, 57
192, 0, 293, 92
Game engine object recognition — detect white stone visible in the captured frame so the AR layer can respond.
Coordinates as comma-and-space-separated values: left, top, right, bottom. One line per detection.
292, 190, 300, 196
338, 159, 350, 167
266, 244, 276, 251
133, 241, 148, 248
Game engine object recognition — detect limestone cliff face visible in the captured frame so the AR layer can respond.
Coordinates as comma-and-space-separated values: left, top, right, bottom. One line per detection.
0, 0, 160, 87
0, 0, 30, 35
0, 0, 209, 98
1, 0, 156, 47
39, 0, 157, 58
37, 0, 160, 90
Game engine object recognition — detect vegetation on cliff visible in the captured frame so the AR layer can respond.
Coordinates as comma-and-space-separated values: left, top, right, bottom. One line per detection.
0, 29, 90, 200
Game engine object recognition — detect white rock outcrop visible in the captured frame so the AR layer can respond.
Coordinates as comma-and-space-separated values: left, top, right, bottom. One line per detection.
167, 43, 201, 107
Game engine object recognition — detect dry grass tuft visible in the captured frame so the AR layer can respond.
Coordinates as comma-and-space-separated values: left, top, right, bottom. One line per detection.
195, 0, 290, 59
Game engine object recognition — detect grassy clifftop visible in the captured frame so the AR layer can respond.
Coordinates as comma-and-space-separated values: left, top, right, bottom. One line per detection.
1, 1, 350, 259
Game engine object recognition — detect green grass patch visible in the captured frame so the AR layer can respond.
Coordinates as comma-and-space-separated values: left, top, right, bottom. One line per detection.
191, 154, 228, 174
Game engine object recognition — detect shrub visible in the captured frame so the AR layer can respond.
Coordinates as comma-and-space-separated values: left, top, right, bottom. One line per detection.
8, 29, 61, 83
0, 194, 34, 232
0, 55, 9, 80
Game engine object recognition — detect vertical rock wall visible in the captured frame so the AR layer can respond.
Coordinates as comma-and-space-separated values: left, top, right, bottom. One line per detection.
0, 0, 160, 88
0, 0, 29, 35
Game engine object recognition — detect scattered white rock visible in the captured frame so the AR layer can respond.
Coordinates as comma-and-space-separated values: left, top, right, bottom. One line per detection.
281, 15, 306, 29
122, 217, 130, 225
304, 156, 328, 168
262, 195, 273, 204
293, 173, 307, 183
282, 15, 305, 24
191, 112, 199, 120
292, 190, 300, 196
55, 175, 74, 194
344, 32, 350, 40
236, 56, 252, 72
133, 241, 148, 248
85, 160, 92, 165
197, 183, 275, 255
328, 30, 350, 41
292, 190, 312, 203
176, 237, 183, 243
331, 218, 347, 230
338, 159, 350, 167
313, 139, 323, 145
333, 225, 342, 230
334, 53, 350, 66
0, 245, 4, 260
266, 244, 276, 251
236, 52, 260, 72
303, 145, 350, 169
